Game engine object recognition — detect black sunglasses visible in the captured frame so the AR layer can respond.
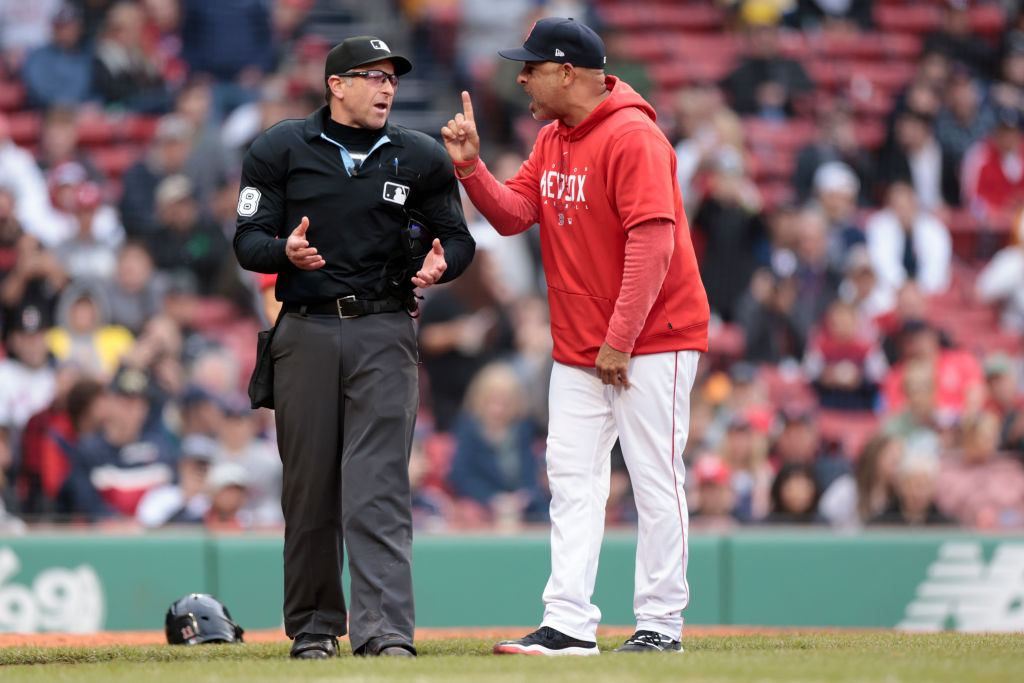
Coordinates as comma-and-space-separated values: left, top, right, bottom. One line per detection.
334, 70, 399, 87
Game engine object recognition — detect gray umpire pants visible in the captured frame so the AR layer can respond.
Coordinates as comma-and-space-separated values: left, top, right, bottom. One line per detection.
271, 309, 418, 651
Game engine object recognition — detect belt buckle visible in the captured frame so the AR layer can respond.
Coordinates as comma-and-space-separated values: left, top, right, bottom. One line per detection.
336, 295, 360, 319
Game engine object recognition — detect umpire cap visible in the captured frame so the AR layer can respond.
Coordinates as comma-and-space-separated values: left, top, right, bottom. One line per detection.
498, 17, 606, 69
324, 36, 412, 82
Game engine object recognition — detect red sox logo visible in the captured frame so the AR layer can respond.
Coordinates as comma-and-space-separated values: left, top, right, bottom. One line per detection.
180, 623, 197, 641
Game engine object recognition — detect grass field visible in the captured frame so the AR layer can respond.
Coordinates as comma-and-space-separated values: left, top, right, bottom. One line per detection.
1, 633, 1022, 682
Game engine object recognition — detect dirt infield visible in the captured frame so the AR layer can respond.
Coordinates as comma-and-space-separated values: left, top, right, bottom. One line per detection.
0, 625, 853, 648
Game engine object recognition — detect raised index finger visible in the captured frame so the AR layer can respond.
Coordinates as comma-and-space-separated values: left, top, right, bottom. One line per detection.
461, 91, 474, 123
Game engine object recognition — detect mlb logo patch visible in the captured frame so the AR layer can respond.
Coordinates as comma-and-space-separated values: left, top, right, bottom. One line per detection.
383, 182, 409, 205
370, 39, 390, 52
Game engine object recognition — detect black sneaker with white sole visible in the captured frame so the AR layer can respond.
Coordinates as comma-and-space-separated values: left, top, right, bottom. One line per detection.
612, 630, 683, 653
493, 626, 599, 656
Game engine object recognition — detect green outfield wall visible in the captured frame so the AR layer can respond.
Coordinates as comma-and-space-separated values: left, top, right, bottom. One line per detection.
1, 530, 1021, 633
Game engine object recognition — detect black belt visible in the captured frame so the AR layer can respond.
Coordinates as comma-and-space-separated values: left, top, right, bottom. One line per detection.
283, 296, 406, 319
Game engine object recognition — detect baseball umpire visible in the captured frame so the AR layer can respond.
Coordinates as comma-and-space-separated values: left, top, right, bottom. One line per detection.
443, 17, 709, 654
234, 35, 474, 658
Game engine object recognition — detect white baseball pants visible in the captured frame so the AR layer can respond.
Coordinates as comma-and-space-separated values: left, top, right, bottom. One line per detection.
540, 350, 699, 642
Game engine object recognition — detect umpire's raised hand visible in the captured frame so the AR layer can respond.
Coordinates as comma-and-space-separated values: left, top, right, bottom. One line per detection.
441, 91, 481, 177
285, 216, 325, 270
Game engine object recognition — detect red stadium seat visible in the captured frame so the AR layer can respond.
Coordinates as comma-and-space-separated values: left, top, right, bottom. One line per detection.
817, 409, 880, 460
75, 113, 117, 146
91, 145, 143, 180
874, 4, 941, 33
6, 111, 41, 146
0, 81, 25, 111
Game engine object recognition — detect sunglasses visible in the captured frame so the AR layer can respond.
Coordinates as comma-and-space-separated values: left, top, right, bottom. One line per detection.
334, 70, 399, 88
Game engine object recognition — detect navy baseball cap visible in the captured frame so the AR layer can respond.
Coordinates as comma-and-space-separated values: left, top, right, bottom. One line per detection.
324, 36, 412, 82
498, 17, 606, 69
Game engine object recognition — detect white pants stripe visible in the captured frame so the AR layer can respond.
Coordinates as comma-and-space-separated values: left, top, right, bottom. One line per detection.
540, 350, 699, 642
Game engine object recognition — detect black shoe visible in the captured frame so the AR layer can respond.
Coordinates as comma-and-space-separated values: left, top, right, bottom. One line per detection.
354, 633, 417, 657
612, 630, 683, 653
493, 626, 599, 656
290, 633, 339, 659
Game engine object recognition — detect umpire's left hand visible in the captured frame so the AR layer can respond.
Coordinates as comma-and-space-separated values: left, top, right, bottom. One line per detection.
286, 216, 325, 270
411, 239, 446, 288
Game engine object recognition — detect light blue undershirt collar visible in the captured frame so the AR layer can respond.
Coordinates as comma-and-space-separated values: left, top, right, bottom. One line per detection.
320, 132, 392, 177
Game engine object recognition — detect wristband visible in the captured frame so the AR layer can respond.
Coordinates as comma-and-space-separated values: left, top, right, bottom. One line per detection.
452, 158, 479, 168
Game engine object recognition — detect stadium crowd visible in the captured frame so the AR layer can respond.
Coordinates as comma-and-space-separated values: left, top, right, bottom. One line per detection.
0, 0, 1022, 535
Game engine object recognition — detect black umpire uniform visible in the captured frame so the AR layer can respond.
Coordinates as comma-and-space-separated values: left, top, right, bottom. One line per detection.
233, 38, 474, 656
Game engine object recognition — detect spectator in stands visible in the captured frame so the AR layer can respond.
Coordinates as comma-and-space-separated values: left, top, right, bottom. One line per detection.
177, 383, 225, 442
869, 446, 952, 526
810, 161, 864, 272
269, 0, 315, 71
881, 320, 985, 423
63, 365, 177, 520
736, 265, 804, 364
975, 214, 1024, 333
0, 113, 62, 244
90, 240, 166, 335
876, 281, 931, 364
838, 245, 890, 323
791, 206, 843, 344
0, 304, 57, 445
821, 434, 903, 528
936, 411, 1024, 528
865, 180, 952, 302
0, 0, 62, 69
52, 181, 122, 283
792, 104, 874, 207
672, 84, 745, 212
934, 65, 995, 170
408, 436, 453, 531
45, 283, 134, 378
203, 460, 249, 531
719, 414, 773, 522
35, 107, 102, 183
961, 106, 1024, 230
877, 109, 961, 212
119, 113, 195, 238
883, 357, 946, 448
692, 146, 765, 322
16, 374, 107, 521
135, 433, 216, 527
91, 0, 168, 112
981, 353, 1024, 454
418, 246, 517, 432
804, 299, 887, 411
0, 190, 68, 322
763, 462, 822, 524
782, 0, 872, 31
689, 453, 738, 530
447, 363, 548, 527
146, 174, 232, 296
180, 0, 274, 118
720, 0, 814, 119
21, 3, 95, 110
923, 0, 996, 80
772, 406, 851, 492
171, 77, 231, 208
216, 395, 282, 526
47, 161, 124, 258
121, 312, 185, 404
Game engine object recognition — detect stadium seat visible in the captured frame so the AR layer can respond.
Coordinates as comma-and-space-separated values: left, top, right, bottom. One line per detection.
0, 81, 25, 111
873, 4, 941, 33
817, 409, 880, 460
91, 145, 143, 180
6, 111, 41, 146
75, 114, 117, 146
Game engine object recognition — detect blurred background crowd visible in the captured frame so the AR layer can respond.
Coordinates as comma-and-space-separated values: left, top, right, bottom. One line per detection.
0, 0, 1022, 535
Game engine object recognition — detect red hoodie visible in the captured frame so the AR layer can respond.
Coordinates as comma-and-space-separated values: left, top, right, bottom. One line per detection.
460, 77, 709, 366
